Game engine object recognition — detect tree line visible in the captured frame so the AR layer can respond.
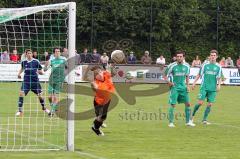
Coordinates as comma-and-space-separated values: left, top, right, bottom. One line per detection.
1, 0, 240, 63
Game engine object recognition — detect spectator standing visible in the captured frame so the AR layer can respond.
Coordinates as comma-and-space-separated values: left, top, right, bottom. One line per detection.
33, 51, 38, 59
225, 57, 234, 67
21, 51, 27, 62
141, 50, 152, 65
100, 52, 109, 68
10, 49, 19, 63
1, 50, 10, 63
127, 51, 137, 64
41, 51, 51, 62
75, 50, 81, 65
62, 47, 68, 58
92, 48, 100, 63
80, 48, 93, 63
49, 50, 55, 61
172, 56, 177, 63
191, 55, 201, 67
156, 54, 166, 71
203, 56, 211, 65
156, 55, 166, 65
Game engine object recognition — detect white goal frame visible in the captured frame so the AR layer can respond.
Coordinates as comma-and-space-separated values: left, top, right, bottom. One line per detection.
0, 2, 76, 152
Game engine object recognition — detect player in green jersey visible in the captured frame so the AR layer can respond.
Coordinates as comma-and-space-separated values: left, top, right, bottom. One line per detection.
191, 50, 222, 125
44, 47, 67, 116
164, 51, 195, 127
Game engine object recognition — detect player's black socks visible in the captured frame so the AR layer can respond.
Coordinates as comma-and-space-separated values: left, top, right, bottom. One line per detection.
39, 98, 45, 110
18, 97, 24, 112
93, 119, 103, 130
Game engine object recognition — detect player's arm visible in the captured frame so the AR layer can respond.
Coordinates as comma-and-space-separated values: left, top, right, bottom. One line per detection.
163, 65, 174, 87
18, 68, 23, 79
193, 74, 200, 83
37, 60, 44, 75
109, 63, 117, 77
91, 81, 98, 92
192, 74, 200, 90
65, 58, 68, 69
192, 65, 203, 90
216, 67, 222, 91
185, 64, 191, 92
217, 77, 221, 91
18, 61, 24, 79
38, 70, 44, 75
163, 75, 174, 86
220, 70, 226, 82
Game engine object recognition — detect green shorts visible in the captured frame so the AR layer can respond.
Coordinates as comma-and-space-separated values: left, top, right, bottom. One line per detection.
169, 87, 190, 105
198, 89, 217, 103
48, 82, 63, 94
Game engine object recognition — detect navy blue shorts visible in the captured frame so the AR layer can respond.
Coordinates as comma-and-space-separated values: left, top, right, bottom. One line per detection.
21, 82, 42, 95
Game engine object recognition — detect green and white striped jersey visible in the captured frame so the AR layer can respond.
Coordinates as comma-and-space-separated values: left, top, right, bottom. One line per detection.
199, 62, 222, 91
165, 62, 190, 91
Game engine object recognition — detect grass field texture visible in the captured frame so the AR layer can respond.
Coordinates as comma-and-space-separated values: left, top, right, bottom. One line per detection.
0, 82, 239, 159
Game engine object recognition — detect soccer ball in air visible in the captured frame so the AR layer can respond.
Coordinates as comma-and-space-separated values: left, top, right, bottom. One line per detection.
111, 50, 125, 64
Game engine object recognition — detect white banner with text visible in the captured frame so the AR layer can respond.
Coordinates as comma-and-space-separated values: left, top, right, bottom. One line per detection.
0, 64, 239, 85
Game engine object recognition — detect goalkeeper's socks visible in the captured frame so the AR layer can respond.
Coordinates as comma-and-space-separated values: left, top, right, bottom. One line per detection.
18, 97, 24, 112
203, 106, 211, 121
168, 106, 175, 123
192, 104, 201, 117
185, 106, 191, 123
93, 119, 103, 130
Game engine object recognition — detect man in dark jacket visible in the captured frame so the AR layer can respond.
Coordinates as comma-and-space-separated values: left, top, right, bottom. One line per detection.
127, 51, 137, 64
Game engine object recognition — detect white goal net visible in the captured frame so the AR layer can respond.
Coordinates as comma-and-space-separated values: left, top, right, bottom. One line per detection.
0, 2, 75, 151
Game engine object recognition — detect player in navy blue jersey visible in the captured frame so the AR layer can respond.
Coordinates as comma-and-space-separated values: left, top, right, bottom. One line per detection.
16, 49, 50, 116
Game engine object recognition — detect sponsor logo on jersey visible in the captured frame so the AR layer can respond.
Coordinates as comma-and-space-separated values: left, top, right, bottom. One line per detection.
175, 72, 186, 76
205, 71, 217, 75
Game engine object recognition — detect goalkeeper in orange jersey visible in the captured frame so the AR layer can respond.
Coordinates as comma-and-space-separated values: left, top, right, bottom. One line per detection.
90, 65, 116, 136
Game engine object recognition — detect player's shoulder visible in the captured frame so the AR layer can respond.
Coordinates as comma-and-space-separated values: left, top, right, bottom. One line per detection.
215, 62, 222, 68
49, 55, 55, 61
21, 59, 27, 63
21, 60, 27, 67
183, 62, 190, 68
49, 57, 55, 62
104, 70, 111, 77
201, 61, 209, 68
59, 56, 67, 61
167, 62, 177, 68
32, 58, 40, 63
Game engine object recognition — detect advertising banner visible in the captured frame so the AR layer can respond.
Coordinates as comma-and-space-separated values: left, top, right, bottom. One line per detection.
0, 64, 239, 85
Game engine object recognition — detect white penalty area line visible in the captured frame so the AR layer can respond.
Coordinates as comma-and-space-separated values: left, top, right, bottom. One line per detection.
75, 151, 108, 159
211, 122, 240, 130
195, 121, 240, 130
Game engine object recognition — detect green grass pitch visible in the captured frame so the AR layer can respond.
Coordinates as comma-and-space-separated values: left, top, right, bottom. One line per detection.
0, 82, 240, 159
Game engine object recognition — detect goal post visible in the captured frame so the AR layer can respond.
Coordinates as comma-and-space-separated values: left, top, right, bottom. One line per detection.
67, 2, 76, 152
0, 2, 76, 151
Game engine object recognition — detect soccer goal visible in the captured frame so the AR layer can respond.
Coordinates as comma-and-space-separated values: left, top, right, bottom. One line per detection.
0, 2, 75, 151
